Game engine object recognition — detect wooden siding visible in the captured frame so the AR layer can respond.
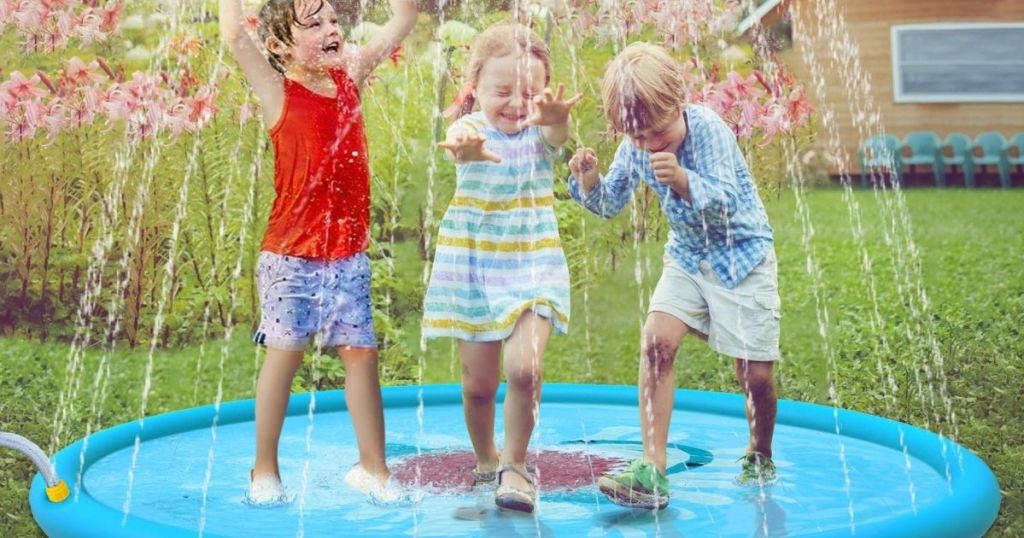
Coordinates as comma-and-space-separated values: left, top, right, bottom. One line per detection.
775, 0, 1024, 175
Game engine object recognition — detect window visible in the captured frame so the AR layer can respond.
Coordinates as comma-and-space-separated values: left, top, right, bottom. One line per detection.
891, 23, 1024, 103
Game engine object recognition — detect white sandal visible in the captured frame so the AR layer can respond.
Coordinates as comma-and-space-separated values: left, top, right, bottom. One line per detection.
494, 464, 536, 513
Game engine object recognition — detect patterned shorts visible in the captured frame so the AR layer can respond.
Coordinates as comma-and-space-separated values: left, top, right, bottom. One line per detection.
253, 251, 376, 351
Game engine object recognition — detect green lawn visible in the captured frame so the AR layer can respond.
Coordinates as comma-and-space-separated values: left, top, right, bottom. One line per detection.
2, 188, 1022, 536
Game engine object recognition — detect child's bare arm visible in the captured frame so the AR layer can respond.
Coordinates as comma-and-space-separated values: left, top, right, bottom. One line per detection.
346, 0, 418, 87
219, 0, 284, 125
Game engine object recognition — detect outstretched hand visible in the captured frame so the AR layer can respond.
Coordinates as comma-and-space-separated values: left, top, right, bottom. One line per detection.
568, 147, 600, 194
518, 83, 583, 130
438, 130, 502, 164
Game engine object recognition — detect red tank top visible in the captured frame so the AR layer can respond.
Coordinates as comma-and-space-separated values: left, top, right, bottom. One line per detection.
261, 68, 371, 260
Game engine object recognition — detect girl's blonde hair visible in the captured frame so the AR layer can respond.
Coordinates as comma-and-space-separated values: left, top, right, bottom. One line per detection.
447, 23, 551, 119
601, 42, 687, 133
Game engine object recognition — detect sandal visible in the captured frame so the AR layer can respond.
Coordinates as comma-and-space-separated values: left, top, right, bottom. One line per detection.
470, 461, 535, 487
494, 464, 536, 513
470, 467, 496, 486
596, 459, 670, 510
735, 451, 778, 486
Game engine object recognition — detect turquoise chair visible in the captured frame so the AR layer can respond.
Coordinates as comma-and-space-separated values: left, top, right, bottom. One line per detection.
942, 133, 975, 188
972, 132, 1010, 188
901, 131, 945, 187
1003, 133, 1024, 184
859, 134, 902, 188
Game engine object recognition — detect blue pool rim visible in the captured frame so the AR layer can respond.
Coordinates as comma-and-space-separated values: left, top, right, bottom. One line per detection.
30, 384, 1000, 537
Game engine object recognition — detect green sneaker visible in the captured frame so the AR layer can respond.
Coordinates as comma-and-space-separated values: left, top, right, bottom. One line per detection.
736, 452, 777, 486
597, 459, 670, 510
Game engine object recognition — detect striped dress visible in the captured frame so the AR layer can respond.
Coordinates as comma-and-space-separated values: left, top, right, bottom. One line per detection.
422, 112, 571, 342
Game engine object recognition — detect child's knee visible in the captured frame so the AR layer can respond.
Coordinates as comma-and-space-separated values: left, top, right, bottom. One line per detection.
504, 365, 541, 393
462, 381, 498, 404
642, 333, 678, 373
736, 362, 775, 393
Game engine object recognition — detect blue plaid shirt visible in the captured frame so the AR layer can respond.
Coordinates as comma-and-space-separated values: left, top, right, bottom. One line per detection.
568, 104, 773, 289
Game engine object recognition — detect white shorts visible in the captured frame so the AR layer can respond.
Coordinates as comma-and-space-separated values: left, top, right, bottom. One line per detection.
648, 251, 780, 361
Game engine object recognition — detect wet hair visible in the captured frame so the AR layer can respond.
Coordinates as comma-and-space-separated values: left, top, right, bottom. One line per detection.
450, 23, 552, 119
600, 42, 687, 133
257, 0, 327, 73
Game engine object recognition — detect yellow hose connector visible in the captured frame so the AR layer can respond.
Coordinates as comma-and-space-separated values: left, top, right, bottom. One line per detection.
45, 480, 69, 503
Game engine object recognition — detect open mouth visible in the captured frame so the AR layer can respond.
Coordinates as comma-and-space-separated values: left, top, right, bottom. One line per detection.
322, 42, 340, 53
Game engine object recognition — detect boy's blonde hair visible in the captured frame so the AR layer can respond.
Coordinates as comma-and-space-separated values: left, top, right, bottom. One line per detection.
449, 23, 551, 119
601, 42, 687, 133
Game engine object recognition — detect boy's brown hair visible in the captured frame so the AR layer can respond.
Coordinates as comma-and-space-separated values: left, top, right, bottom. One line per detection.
259, 0, 363, 74
601, 42, 687, 133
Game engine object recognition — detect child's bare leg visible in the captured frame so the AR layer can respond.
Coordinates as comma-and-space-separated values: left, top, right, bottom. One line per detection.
338, 345, 388, 479
254, 346, 305, 478
459, 341, 502, 472
500, 311, 551, 490
734, 359, 777, 458
639, 312, 689, 472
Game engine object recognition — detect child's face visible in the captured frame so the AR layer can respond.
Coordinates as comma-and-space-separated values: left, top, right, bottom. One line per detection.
474, 53, 547, 134
625, 107, 687, 156
274, 0, 345, 73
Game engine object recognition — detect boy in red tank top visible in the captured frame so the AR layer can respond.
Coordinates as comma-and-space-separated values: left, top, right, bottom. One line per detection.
219, 0, 418, 505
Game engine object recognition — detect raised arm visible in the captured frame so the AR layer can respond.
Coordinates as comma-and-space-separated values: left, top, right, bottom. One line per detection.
219, 0, 284, 125
346, 0, 418, 88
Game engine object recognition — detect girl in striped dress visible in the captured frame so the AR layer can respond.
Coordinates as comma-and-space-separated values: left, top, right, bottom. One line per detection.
423, 23, 581, 512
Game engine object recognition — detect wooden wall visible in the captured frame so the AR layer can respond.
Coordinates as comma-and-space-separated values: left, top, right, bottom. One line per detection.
776, 0, 1024, 176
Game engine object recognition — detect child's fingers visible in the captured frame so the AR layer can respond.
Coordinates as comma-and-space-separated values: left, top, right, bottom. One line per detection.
483, 149, 502, 163
555, 83, 565, 101
517, 114, 541, 131
652, 161, 676, 175
650, 152, 677, 167
565, 92, 584, 108
568, 154, 582, 174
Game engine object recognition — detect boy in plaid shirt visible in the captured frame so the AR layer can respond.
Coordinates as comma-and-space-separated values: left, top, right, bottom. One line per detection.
568, 42, 781, 510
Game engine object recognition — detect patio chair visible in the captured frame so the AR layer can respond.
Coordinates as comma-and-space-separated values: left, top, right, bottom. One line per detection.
972, 132, 1010, 188
941, 133, 975, 188
859, 134, 902, 188
1003, 133, 1024, 184
900, 131, 945, 187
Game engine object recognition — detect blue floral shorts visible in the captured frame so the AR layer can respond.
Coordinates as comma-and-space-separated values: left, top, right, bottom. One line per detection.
253, 251, 377, 350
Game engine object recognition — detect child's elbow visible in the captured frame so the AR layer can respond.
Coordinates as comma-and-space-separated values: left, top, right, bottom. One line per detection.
392, 0, 419, 19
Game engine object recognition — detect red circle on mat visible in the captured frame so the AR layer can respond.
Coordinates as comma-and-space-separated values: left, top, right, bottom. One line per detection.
391, 450, 627, 492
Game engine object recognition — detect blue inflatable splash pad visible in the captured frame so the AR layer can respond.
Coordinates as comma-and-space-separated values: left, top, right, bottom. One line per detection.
31, 384, 1000, 537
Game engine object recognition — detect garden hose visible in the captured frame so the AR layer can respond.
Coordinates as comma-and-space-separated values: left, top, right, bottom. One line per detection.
0, 432, 68, 503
